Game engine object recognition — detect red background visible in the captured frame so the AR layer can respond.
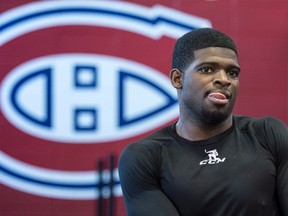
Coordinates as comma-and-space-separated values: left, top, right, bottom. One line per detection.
1, 0, 287, 215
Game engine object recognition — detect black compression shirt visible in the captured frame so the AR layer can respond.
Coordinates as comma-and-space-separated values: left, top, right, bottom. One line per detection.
118, 115, 288, 216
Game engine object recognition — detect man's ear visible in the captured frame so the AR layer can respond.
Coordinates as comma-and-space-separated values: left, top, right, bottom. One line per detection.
169, 68, 183, 89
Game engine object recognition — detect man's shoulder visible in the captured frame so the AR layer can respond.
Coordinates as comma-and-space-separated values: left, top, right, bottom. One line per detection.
234, 115, 283, 128
122, 124, 174, 154
233, 115, 287, 136
119, 124, 174, 169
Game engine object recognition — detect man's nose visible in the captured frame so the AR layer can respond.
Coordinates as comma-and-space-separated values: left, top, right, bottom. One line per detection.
213, 70, 231, 87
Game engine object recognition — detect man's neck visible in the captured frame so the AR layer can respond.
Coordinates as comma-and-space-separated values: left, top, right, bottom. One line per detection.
175, 115, 233, 141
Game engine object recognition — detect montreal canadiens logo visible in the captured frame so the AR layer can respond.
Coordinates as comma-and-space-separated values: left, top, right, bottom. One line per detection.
1, 54, 178, 143
0, 1, 211, 199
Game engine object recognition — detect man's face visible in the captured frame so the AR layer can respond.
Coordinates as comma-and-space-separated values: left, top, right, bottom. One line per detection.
178, 47, 240, 124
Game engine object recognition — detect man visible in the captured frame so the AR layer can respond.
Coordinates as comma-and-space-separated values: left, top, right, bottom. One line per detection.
118, 28, 288, 216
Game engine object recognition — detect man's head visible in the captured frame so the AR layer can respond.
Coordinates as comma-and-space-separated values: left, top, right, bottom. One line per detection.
172, 28, 238, 71
170, 28, 240, 125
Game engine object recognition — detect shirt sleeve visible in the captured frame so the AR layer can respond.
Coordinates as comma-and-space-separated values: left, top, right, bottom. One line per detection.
118, 142, 180, 216
261, 117, 288, 215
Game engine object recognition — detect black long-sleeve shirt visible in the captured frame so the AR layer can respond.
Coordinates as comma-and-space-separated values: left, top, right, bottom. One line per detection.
119, 115, 288, 216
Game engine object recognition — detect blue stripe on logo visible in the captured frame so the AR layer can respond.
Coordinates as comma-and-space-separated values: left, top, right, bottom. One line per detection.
1, 8, 197, 33
0, 165, 120, 189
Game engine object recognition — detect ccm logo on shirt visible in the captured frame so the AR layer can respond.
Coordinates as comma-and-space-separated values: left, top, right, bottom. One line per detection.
199, 149, 226, 165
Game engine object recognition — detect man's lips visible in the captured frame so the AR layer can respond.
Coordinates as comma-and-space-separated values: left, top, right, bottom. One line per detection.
207, 91, 231, 105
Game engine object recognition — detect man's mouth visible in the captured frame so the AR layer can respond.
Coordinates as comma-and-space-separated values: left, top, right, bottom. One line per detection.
207, 91, 231, 105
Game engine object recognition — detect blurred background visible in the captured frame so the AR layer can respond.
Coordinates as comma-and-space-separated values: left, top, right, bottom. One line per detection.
1, 0, 287, 215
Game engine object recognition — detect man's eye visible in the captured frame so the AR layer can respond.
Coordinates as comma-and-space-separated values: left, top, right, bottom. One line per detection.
199, 67, 213, 73
227, 70, 240, 78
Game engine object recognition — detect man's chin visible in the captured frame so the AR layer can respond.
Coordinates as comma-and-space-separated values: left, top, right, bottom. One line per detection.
200, 109, 231, 125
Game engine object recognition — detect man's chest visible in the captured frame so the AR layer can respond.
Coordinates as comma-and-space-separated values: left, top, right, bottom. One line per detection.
160, 135, 276, 215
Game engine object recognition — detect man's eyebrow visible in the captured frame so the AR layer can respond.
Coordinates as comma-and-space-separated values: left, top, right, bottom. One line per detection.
196, 61, 218, 66
195, 61, 241, 70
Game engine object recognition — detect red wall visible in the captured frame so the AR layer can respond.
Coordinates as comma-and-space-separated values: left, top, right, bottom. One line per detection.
1, 1, 287, 216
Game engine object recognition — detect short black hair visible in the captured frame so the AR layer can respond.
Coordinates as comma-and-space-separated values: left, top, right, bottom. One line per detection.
172, 28, 238, 71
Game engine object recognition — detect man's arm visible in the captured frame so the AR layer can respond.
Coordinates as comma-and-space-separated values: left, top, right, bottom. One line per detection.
274, 119, 288, 216
118, 142, 180, 216
263, 117, 288, 215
